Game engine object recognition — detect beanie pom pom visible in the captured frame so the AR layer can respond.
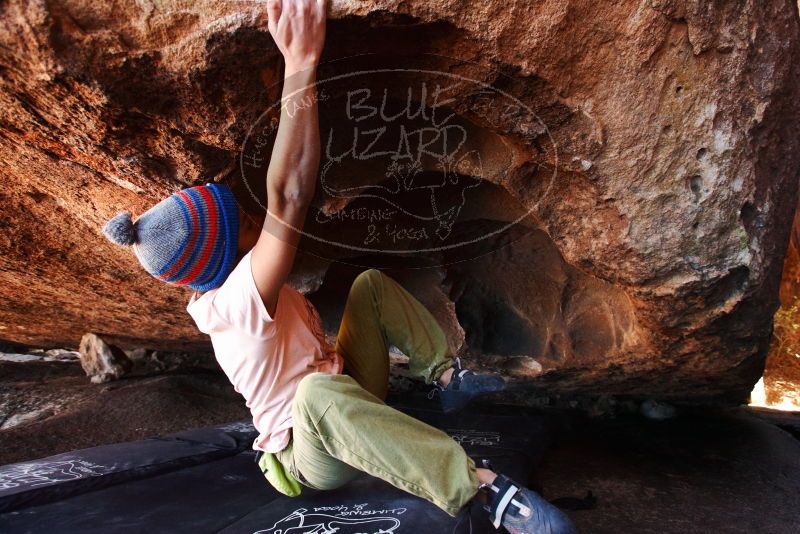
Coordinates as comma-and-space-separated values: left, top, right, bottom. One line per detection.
103, 211, 136, 246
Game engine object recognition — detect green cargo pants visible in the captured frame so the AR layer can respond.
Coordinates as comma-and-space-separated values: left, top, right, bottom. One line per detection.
274, 269, 481, 516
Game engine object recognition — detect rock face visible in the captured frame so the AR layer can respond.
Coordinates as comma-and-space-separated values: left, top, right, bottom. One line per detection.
1, 1, 799, 402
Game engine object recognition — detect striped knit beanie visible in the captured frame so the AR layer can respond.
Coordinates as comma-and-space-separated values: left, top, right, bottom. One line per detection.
103, 183, 240, 292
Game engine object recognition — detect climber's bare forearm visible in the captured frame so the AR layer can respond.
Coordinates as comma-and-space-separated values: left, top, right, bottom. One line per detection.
251, 0, 325, 317
266, 66, 320, 232
252, 76, 319, 315
264, 0, 325, 233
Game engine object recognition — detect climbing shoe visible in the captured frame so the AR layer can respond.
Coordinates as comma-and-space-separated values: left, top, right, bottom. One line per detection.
484, 473, 578, 534
429, 357, 506, 414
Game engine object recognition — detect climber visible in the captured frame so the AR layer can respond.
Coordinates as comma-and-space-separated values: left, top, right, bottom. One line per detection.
101, 1, 575, 533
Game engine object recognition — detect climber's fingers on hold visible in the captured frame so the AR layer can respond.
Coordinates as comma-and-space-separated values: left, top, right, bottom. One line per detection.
316, 0, 326, 21
267, 0, 282, 35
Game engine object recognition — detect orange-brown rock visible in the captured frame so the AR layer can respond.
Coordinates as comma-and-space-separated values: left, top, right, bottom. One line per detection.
1, 1, 799, 402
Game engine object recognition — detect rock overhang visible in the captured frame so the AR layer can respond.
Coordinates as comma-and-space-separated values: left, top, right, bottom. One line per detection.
1, 0, 799, 402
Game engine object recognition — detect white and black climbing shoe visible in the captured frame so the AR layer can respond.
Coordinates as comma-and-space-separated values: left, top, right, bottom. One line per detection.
484, 474, 577, 534
429, 357, 506, 414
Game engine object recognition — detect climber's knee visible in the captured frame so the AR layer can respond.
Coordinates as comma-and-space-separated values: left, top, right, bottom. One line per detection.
351, 268, 382, 292
345, 269, 383, 309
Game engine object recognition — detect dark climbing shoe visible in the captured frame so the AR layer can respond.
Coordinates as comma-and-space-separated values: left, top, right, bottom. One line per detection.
484, 474, 578, 534
429, 357, 506, 414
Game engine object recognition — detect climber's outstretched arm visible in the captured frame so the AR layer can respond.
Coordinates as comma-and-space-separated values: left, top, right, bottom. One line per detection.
251, 0, 326, 316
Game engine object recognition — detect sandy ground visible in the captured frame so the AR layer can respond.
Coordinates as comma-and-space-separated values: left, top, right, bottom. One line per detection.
0, 359, 249, 465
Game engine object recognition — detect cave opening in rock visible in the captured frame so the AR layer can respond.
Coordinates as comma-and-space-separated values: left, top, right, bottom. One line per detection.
453, 282, 541, 357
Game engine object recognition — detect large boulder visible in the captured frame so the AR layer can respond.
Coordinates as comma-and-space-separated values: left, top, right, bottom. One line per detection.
1, 1, 799, 402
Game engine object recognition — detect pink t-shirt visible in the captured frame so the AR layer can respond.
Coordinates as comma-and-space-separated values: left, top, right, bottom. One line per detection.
186, 250, 343, 453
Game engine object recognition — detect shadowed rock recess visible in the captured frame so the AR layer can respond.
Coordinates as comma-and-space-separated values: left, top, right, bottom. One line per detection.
1, 1, 799, 403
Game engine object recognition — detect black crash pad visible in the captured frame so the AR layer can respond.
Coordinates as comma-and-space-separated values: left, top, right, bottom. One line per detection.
0, 396, 551, 533
0, 421, 258, 514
